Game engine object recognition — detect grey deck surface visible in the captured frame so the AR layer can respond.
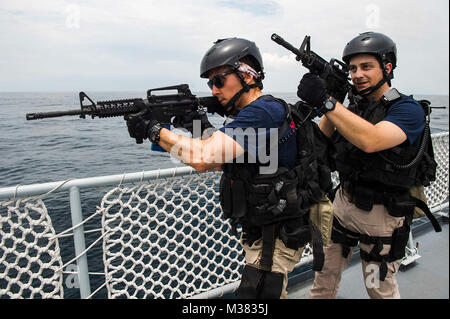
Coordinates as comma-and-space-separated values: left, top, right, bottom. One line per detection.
287, 219, 449, 299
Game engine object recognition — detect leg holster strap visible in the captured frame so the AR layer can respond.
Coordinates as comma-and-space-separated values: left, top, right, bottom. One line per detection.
331, 217, 359, 258
260, 225, 276, 272
333, 217, 406, 282
359, 238, 391, 281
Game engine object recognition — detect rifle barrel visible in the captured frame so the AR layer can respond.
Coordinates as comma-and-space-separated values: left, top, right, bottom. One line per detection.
26, 109, 86, 120
271, 33, 304, 58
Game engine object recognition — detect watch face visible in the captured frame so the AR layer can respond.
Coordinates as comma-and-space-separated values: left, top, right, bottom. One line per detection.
325, 100, 334, 110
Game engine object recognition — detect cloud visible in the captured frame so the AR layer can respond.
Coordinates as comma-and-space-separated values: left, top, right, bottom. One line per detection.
262, 52, 296, 69
0, 0, 448, 95
217, 0, 281, 16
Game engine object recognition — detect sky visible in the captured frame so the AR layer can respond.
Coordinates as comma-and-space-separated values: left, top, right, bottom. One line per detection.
0, 0, 448, 95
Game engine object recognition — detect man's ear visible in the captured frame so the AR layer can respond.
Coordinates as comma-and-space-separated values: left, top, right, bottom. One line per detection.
384, 62, 393, 75
242, 72, 254, 84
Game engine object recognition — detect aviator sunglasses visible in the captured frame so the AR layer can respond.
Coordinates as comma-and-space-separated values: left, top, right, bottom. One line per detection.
207, 70, 235, 90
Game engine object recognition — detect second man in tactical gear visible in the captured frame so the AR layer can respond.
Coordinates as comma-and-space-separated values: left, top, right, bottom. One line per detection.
297, 31, 440, 299
125, 37, 332, 299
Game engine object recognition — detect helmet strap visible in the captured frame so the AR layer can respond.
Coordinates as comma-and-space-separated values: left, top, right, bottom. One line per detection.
223, 70, 262, 116
355, 64, 393, 98
357, 77, 388, 97
351, 55, 394, 98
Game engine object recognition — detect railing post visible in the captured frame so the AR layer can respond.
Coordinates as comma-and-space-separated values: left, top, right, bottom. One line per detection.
401, 231, 421, 267
69, 186, 91, 298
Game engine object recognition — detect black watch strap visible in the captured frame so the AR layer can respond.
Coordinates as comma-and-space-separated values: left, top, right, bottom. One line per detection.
318, 96, 337, 116
149, 123, 163, 144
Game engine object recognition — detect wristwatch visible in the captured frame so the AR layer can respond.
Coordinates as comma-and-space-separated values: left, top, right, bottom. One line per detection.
149, 123, 163, 144
319, 96, 338, 116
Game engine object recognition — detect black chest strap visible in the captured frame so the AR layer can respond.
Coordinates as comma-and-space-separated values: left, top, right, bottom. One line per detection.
260, 225, 277, 272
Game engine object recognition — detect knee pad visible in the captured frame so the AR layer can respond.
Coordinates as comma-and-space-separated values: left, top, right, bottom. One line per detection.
236, 265, 284, 299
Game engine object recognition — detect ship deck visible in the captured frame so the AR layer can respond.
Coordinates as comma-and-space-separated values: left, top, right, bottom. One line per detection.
287, 216, 449, 299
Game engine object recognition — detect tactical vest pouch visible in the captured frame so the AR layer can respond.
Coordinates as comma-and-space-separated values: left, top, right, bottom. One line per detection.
279, 217, 325, 271
389, 222, 410, 261
248, 169, 301, 225
231, 179, 247, 218
354, 186, 374, 211
318, 164, 333, 195
309, 196, 334, 246
419, 151, 437, 187
279, 218, 310, 250
384, 192, 415, 218
219, 175, 233, 218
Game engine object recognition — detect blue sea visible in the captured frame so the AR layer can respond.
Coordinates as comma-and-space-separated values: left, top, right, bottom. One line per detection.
1, 91, 448, 188
0, 91, 448, 298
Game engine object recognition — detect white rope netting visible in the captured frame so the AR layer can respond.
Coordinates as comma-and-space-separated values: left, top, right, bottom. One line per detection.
0, 132, 448, 298
424, 133, 449, 206
99, 171, 244, 298
0, 198, 63, 298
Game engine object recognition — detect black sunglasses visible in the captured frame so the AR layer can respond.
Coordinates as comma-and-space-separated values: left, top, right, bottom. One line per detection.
207, 70, 235, 90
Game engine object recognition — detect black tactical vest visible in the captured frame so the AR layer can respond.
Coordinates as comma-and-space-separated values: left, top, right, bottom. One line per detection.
333, 91, 436, 198
218, 96, 335, 271
328, 90, 441, 282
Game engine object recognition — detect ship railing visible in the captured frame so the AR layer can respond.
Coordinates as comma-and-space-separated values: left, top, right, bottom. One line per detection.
0, 132, 448, 299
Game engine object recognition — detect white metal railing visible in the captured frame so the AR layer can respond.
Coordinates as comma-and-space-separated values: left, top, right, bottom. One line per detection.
0, 167, 197, 298
0, 132, 448, 299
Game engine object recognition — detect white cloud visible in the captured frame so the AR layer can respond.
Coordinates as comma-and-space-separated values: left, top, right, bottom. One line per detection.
262, 52, 296, 69
0, 0, 448, 95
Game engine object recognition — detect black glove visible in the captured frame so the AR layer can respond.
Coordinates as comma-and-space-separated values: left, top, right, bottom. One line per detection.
172, 109, 214, 138
297, 73, 330, 107
124, 110, 157, 144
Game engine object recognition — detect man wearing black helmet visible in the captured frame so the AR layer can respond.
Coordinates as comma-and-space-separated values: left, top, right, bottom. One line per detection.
125, 37, 326, 299
297, 32, 438, 298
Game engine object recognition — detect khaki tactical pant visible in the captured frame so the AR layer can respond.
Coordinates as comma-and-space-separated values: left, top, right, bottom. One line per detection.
242, 238, 303, 299
309, 188, 404, 299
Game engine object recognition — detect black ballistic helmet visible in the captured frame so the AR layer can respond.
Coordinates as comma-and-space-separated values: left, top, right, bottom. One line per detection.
200, 38, 264, 79
343, 32, 397, 97
342, 32, 397, 69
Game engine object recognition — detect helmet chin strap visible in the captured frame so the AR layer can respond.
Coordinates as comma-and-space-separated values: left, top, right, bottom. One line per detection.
223, 70, 262, 117
356, 77, 388, 97
354, 67, 393, 98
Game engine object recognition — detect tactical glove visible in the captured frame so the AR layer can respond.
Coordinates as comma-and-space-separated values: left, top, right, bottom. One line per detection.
124, 110, 158, 144
297, 73, 330, 107
172, 109, 214, 138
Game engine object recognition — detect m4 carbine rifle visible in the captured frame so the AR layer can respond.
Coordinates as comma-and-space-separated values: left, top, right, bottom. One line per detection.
26, 84, 223, 141
271, 33, 351, 103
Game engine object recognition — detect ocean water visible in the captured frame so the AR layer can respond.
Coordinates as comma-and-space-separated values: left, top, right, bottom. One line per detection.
0, 91, 448, 298
1, 91, 448, 188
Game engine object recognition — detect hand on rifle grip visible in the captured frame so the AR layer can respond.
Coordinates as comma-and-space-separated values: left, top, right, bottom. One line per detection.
172, 109, 213, 137
297, 73, 330, 108
124, 110, 154, 144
